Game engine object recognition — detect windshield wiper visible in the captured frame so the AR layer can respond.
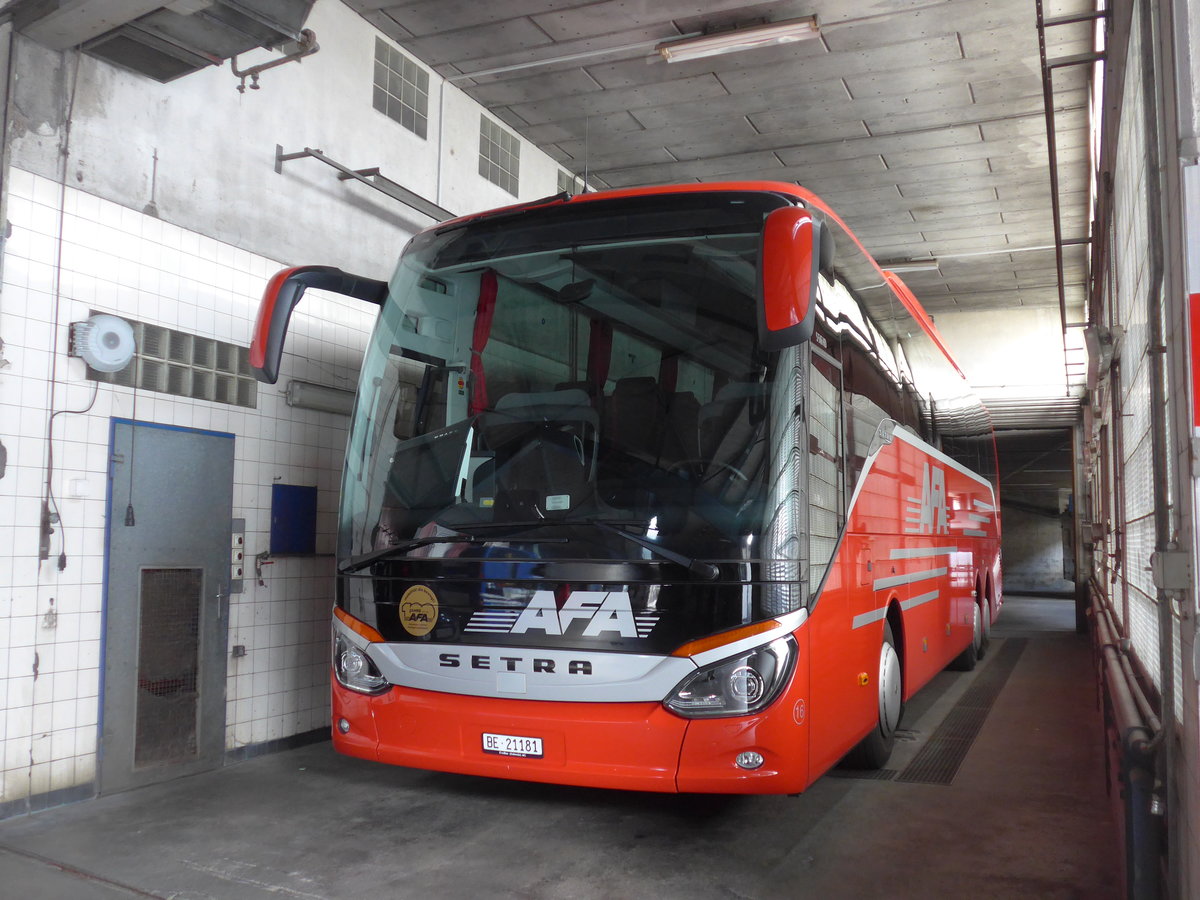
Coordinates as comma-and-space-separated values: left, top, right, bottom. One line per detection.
587, 519, 721, 581
478, 517, 721, 580
339, 531, 567, 574
342, 519, 719, 579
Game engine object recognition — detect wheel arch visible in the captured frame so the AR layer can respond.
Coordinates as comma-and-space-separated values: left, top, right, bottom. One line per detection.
885, 597, 905, 694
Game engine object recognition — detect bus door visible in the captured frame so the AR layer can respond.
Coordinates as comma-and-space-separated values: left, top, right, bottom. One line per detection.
805, 337, 872, 777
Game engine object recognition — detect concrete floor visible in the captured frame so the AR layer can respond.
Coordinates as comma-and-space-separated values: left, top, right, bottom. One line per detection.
0, 595, 1119, 899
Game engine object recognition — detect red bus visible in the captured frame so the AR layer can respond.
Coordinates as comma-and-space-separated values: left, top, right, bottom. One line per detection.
251, 181, 1001, 793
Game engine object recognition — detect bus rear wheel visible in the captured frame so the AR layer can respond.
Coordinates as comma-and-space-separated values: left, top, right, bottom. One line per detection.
979, 594, 991, 659
843, 621, 903, 769
951, 601, 981, 671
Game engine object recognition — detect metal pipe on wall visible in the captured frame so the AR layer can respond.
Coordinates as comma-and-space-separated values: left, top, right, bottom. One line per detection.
1092, 586, 1160, 899
1135, 5, 1179, 894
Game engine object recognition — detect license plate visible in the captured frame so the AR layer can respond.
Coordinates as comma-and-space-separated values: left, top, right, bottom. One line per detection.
482, 732, 543, 758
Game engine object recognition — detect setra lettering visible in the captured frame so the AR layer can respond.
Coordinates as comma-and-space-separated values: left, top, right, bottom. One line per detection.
435, 653, 595, 675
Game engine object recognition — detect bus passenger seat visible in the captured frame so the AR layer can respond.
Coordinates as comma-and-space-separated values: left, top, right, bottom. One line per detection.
660, 391, 700, 463
555, 380, 601, 413
604, 377, 665, 459
482, 389, 599, 516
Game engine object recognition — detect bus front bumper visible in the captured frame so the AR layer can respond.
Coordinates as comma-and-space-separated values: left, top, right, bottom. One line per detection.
331, 678, 810, 794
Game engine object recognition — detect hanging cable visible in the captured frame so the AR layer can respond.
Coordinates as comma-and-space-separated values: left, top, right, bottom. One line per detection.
44, 381, 99, 569
125, 383, 138, 526
40, 48, 81, 563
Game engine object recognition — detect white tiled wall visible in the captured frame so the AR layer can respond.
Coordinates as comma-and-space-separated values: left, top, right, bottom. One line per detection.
0, 168, 376, 805
0, 0, 584, 815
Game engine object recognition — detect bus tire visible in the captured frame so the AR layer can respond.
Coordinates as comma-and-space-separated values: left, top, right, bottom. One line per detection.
951, 601, 981, 671
978, 594, 991, 660
843, 621, 903, 769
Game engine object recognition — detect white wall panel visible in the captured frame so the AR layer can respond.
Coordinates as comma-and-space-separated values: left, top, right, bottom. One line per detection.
0, 170, 374, 804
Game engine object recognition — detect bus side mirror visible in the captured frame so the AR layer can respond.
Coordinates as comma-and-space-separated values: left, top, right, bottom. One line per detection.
757, 207, 822, 351
249, 266, 388, 384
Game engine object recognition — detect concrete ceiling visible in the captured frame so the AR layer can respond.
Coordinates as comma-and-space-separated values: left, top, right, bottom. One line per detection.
349, 0, 1098, 432
5, 0, 1097, 432
2, 0, 314, 79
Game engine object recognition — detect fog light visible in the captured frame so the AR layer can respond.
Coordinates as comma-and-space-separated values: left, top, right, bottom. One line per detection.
337, 718, 351, 734
735, 751, 764, 770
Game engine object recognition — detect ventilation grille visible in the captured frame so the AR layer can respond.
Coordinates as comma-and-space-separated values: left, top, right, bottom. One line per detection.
86, 314, 257, 409
373, 36, 429, 138
135, 567, 202, 767
479, 115, 520, 196
557, 170, 584, 194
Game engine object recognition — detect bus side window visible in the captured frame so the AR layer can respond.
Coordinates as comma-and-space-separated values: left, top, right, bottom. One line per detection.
808, 354, 845, 588
840, 344, 896, 491
940, 432, 999, 490
846, 394, 889, 487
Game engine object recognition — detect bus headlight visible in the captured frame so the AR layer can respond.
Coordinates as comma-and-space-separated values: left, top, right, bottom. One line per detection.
664, 636, 796, 718
333, 632, 389, 694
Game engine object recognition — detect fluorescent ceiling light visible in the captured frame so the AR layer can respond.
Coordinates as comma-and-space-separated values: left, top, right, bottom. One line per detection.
657, 17, 820, 63
880, 259, 941, 273
286, 380, 355, 415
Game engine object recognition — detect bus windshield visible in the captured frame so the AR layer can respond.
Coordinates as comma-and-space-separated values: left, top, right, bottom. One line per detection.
337, 191, 810, 647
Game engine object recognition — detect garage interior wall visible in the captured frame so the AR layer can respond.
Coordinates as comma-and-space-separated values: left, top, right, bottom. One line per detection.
0, 0, 571, 812
1084, 0, 1199, 893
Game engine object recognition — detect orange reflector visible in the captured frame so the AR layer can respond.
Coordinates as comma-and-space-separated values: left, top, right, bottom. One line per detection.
670, 619, 780, 658
334, 606, 384, 643
858, 672, 870, 686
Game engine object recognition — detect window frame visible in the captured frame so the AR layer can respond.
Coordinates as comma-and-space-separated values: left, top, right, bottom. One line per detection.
372, 37, 430, 139
479, 115, 521, 196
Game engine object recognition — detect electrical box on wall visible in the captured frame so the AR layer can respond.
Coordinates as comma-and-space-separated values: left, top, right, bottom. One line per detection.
231, 518, 246, 593
270, 484, 317, 555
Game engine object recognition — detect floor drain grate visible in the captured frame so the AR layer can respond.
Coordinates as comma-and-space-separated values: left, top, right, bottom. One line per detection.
828, 768, 897, 781
895, 638, 1027, 786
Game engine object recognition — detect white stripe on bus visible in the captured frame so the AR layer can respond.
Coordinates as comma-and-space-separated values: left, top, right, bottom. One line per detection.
889, 547, 958, 559
853, 589, 943, 630
899, 589, 939, 612
873, 567, 947, 591
851, 606, 889, 629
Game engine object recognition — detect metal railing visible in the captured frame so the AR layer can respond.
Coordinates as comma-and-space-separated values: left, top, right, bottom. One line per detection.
1090, 581, 1163, 899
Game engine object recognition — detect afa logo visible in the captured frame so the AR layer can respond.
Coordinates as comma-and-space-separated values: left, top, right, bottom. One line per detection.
465, 591, 658, 639
399, 584, 438, 637
906, 462, 950, 536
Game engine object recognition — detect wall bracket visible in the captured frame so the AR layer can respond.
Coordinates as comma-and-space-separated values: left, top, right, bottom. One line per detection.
274, 145, 452, 223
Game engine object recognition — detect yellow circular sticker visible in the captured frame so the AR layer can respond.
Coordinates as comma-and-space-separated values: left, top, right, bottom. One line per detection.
399, 585, 438, 637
